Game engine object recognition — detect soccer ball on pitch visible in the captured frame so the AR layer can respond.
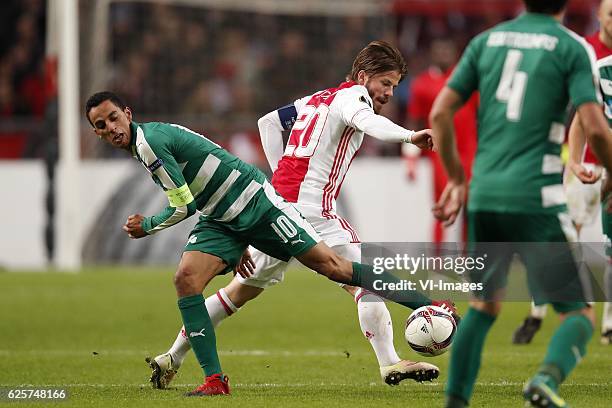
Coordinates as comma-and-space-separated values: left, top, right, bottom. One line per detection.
405, 305, 457, 357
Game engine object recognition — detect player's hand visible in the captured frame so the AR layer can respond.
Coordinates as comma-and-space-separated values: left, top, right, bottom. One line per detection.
234, 249, 256, 278
432, 180, 466, 227
122, 214, 147, 239
569, 162, 601, 184
602, 177, 612, 214
411, 129, 434, 151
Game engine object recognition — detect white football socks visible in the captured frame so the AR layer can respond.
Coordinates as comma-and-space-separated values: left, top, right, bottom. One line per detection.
167, 327, 192, 369
355, 289, 401, 367
530, 302, 548, 319
602, 260, 612, 333
167, 288, 239, 367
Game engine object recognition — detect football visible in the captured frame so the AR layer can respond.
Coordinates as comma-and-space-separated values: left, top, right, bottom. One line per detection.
405, 305, 457, 357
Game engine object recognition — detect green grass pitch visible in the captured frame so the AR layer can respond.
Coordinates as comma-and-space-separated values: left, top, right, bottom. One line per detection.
0, 267, 610, 407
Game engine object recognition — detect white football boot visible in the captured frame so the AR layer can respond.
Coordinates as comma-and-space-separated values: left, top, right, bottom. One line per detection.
380, 360, 440, 385
146, 353, 179, 389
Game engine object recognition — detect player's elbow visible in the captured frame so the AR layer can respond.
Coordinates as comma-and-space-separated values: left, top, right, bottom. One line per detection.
172, 203, 196, 220
428, 106, 452, 128
257, 114, 273, 136
256, 116, 266, 134
584, 124, 609, 146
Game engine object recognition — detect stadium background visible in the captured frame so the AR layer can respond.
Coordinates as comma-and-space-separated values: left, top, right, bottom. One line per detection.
0, 1, 610, 407
0, 0, 604, 269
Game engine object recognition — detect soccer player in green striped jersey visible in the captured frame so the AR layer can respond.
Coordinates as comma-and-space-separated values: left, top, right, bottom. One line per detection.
429, 0, 612, 407
568, 54, 612, 346
85, 91, 436, 396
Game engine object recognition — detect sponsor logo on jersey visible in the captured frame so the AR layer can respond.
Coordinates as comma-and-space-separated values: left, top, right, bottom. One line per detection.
147, 158, 163, 173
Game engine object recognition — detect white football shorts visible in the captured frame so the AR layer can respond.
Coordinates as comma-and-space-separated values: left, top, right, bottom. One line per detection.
565, 163, 602, 227
236, 214, 361, 289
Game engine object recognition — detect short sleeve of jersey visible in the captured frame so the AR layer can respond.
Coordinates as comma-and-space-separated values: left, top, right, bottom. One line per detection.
567, 39, 601, 108
447, 34, 483, 101
336, 86, 374, 127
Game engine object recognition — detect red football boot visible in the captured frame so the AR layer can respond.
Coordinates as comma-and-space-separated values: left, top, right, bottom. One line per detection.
186, 373, 230, 396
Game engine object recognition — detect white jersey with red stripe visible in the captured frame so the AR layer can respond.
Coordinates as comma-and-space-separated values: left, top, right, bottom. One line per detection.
270, 80, 372, 245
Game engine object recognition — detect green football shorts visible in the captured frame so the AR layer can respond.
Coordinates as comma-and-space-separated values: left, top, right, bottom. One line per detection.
184, 181, 320, 273
466, 210, 588, 313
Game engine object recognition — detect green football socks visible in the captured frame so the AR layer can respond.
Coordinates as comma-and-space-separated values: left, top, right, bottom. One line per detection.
178, 294, 222, 376
350, 262, 432, 310
537, 313, 593, 389
446, 307, 496, 405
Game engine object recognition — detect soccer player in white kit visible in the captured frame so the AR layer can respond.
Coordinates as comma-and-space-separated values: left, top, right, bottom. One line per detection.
148, 41, 452, 388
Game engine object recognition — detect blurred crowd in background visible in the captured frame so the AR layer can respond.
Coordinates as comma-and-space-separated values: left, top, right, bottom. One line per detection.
0, 0, 599, 169
0, 0, 49, 158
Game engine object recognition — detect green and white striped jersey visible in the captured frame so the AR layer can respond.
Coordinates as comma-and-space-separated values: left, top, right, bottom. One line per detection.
128, 121, 267, 234
598, 55, 612, 128
448, 12, 601, 213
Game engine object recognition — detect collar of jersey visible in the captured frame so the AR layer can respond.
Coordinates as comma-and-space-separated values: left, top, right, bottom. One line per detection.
519, 12, 558, 24
129, 121, 139, 158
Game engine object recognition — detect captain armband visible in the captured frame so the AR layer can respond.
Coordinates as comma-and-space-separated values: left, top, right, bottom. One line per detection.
277, 104, 298, 131
166, 184, 194, 208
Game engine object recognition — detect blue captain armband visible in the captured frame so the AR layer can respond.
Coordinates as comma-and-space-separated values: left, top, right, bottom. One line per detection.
277, 104, 298, 131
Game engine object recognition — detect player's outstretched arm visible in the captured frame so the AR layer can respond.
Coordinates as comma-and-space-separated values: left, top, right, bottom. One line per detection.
567, 112, 601, 184
351, 109, 433, 150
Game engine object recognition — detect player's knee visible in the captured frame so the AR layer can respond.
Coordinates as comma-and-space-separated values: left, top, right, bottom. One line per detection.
173, 266, 199, 296
557, 304, 595, 328
470, 300, 501, 316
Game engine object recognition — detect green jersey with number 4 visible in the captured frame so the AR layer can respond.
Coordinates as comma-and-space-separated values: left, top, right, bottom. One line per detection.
449, 12, 601, 213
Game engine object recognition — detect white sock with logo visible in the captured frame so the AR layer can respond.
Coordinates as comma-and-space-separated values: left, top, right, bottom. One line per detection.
355, 289, 401, 367
167, 288, 239, 367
